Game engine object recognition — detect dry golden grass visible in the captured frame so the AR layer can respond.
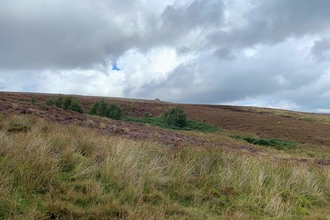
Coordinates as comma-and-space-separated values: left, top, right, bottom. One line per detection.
0, 114, 330, 219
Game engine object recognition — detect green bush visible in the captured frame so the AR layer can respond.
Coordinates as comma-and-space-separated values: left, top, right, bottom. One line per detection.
88, 100, 123, 120
124, 116, 220, 132
99, 99, 108, 117
55, 95, 63, 108
229, 135, 297, 150
162, 107, 187, 128
108, 104, 123, 120
144, 112, 150, 118
88, 101, 100, 115
45, 96, 83, 113
63, 97, 73, 110
68, 101, 84, 113
45, 98, 54, 106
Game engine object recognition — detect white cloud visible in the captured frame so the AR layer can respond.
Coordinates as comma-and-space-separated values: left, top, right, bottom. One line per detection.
316, 109, 330, 113
273, 74, 291, 86
119, 47, 192, 97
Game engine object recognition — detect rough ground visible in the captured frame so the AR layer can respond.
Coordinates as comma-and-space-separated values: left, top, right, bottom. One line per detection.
1, 91, 330, 158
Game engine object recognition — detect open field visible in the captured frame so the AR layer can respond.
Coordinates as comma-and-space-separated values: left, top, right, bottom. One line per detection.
1, 91, 330, 219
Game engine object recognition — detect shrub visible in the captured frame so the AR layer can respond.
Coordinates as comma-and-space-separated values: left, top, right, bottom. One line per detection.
69, 101, 84, 113
88, 101, 100, 115
45, 96, 83, 113
31, 96, 36, 103
63, 97, 73, 110
88, 100, 123, 120
229, 135, 297, 150
124, 116, 220, 132
99, 99, 108, 117
162, 107, 187, 128
55, 95, 63, 108
46, 98, 54, 106
144, 112, 150, 118
108, 104, 123, 120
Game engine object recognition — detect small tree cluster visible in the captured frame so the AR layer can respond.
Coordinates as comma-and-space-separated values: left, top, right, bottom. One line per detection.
45, 95, 84, 113
88, 99, 123, 120
162, 107, 187, 128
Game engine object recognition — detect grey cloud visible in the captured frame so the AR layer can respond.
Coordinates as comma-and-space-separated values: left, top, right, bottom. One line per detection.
161, 0, 224, 32
123, 62, 198, 99
214, 47, 236, 60
0, 0, 148, 70
311, 38, 330, 62
209, 0, 330, 48
137, 0, 226, 52
176, 46, 191, 54
0, 0, 226, 71
127, 41, 328, 107
126, 58, 279, 103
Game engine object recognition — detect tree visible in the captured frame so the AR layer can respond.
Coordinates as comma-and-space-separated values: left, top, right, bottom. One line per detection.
99, 99, 108, 117
107, 104, 123, 120
63, 97, 73, 110
88, 101, 100, 115
69, 100, 84, 113
162, 107, 187, 128
88, 100, 123, 120
46, 98, 54, 106
55, 95, 63, 108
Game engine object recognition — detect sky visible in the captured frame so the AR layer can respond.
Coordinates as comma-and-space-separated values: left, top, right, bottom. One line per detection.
1, 0, 330, 113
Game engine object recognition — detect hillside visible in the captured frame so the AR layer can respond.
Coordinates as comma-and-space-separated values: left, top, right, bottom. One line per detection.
1, 91, 330, 219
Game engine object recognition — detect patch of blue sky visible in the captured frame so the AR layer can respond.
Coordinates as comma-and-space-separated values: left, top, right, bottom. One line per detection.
112, 63, 120, 71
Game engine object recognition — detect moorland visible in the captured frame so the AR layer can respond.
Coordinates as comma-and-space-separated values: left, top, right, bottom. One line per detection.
1, 91, 330, 219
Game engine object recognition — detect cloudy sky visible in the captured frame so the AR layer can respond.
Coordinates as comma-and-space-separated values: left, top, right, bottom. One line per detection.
1, 0, 330, 113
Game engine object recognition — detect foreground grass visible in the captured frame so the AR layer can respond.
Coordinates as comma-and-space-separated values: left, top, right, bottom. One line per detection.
0, 115, 330, 219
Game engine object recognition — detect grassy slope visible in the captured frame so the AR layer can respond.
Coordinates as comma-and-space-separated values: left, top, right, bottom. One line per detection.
1, 114, 330, 219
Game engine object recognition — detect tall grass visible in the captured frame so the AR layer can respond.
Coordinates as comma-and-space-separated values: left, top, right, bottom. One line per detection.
0, 114, 330, 219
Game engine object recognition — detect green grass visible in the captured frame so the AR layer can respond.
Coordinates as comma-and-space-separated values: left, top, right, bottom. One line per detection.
230, 135, 297, 150
1, 114, 330, 219
123, 117, 221, 132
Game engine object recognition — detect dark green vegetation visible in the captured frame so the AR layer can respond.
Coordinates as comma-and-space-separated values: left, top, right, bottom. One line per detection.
124, 116, 220, 132
7, 125, 28, 133
230, 135, 297, 150
87, 103, 219, 132
46, 95, 84, 113
88, 99, 123, 120
162, 107, 187, 128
